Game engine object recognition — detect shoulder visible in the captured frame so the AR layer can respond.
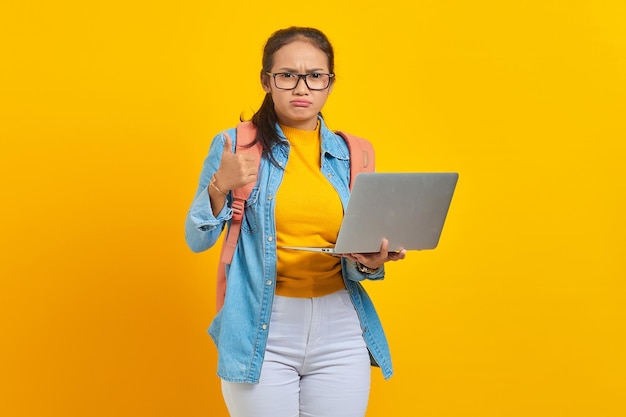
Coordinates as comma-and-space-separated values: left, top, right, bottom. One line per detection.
320, 129, 350, 160
210, 123, 247, 149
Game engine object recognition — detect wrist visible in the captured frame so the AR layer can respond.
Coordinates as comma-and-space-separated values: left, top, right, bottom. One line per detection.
355, 261, 380, 274
210, 174, 228, 196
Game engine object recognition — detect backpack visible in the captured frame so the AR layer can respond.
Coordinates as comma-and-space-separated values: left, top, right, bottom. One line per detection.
216, 121, 375, 312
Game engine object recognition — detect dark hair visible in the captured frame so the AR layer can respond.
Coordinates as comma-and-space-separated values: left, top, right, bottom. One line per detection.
247, 27, 335, 166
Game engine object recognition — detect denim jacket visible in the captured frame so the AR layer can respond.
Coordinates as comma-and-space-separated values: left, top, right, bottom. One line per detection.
185, 117, 393, 383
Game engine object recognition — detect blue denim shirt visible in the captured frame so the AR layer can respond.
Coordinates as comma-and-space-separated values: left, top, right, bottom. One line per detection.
185, 117, 393, 383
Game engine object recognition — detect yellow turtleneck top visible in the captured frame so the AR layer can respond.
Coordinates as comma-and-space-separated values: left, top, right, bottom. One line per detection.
275, 123, 345, 298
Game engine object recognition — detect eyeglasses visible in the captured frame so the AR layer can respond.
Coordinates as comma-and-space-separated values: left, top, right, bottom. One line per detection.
266, 72, 335, 91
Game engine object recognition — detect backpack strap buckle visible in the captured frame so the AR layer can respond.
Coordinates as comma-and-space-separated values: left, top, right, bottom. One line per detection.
220, 197, 246, 265
231, 198, 245, 220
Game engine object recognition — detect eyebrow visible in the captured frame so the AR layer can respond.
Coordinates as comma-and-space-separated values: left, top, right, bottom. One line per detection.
275, 67, 328, 73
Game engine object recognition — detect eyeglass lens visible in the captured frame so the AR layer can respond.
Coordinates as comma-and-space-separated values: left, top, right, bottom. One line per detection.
273, 73, 331, 90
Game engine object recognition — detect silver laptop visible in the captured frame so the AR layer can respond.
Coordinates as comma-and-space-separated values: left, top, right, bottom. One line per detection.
281, 172, 459, 254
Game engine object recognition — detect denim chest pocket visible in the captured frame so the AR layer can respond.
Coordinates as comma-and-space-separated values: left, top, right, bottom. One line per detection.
240, 184, 260, 235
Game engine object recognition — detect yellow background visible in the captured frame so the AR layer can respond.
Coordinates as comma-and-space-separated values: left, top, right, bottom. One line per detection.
1, 1, 624, 416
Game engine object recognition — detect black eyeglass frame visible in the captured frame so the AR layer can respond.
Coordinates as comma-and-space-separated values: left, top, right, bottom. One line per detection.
265, 72, 335, 91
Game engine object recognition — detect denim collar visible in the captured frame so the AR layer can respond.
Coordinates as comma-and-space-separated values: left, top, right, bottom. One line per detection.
274, 116, 349, 161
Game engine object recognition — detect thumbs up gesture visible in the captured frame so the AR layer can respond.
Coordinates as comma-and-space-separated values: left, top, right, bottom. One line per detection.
213, 133, 258, 193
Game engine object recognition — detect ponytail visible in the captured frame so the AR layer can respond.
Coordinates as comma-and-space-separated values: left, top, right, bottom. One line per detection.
249, 91, 285, 167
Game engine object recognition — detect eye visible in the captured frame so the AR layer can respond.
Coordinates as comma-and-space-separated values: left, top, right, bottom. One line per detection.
309, 73, 322, 79
279, 72, 295, 79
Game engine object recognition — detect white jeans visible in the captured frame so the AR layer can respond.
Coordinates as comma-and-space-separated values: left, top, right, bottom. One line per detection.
221, 289, 371, 417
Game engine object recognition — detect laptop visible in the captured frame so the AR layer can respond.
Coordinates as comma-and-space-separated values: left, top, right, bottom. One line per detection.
280, 172, 459, 254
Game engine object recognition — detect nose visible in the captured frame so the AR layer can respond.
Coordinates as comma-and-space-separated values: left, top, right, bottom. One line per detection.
293, 75, 309, 94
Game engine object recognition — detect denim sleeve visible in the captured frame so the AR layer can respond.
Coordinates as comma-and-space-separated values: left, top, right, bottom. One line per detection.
342, 258, 385, 282
184, 130, 234, 253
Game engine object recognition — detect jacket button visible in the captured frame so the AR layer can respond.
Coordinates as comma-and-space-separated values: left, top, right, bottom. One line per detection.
262, 324, 268, 330
266, 280, 272, 286
268, 236, 273, 242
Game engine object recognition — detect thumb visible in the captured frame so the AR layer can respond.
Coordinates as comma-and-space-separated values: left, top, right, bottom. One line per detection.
222, 132, 234, 155
380, 238, 390, 253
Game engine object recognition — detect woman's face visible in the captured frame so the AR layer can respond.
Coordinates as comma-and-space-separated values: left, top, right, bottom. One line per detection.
263, 40, 333, 130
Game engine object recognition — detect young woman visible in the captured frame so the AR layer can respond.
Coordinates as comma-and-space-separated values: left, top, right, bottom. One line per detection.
185, 26, 406, 417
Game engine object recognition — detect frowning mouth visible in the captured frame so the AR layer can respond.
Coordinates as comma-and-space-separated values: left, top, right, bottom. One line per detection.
290, 100, 312, 107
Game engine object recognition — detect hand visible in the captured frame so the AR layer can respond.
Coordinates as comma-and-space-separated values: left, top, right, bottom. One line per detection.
214, 133, 258, 192
343, 238, 406, 270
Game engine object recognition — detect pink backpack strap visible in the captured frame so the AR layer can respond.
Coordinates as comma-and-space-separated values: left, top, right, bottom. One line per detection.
219, 121, 261, 265
335, 131, 376, 186
216, 121, 261, 312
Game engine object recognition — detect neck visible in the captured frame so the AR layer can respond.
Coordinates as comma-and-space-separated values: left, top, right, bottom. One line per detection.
278, 117, 319, 131
280, 122, 320, 142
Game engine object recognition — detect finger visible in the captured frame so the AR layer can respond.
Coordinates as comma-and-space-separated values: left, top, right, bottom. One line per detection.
240, 154, 257, 162
352, 253, 380, 266
243, 173, 258, 186
379, 238, 390, 257
222, 133, 234, 155
349, 253, 366, 264
242, 158, 259, 172
388, 249, 407, 261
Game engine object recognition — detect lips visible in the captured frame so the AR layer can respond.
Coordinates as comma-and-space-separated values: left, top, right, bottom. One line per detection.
291, 100, 312, 107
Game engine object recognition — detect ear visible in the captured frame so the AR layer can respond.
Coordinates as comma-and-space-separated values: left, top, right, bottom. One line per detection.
261, 73, 272, 93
